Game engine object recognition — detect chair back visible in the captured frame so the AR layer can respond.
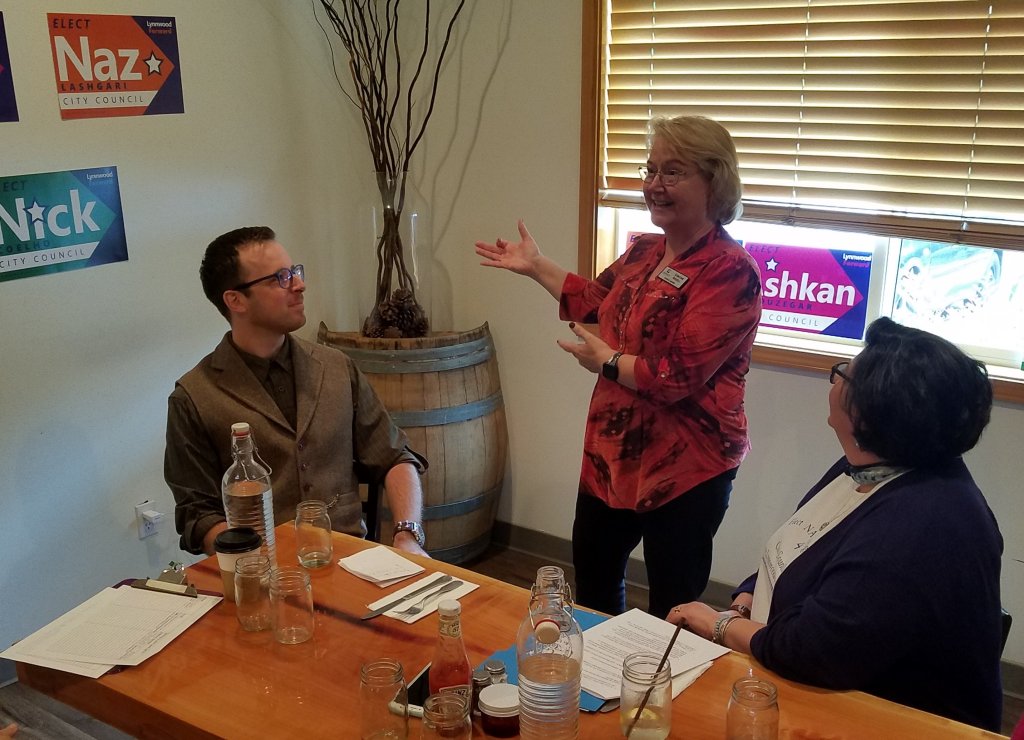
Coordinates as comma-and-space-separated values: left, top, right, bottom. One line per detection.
1002, 608, 1012, 655
362, 481, 382, 543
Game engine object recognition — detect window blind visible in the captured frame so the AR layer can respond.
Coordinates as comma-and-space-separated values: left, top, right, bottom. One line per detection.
601, 0, 1024, 250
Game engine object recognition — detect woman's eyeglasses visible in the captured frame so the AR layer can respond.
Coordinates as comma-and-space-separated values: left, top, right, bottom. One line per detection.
830, 361, 852, 384
638, 166, 691, 187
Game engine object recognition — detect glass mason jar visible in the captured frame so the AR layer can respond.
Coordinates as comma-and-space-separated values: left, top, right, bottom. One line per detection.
726, 677, 779, 740
420, 693, 471, 740
269, 566, 314, 644
619, 651, 672, 739
294, 500, 333, 569
233, 554, 272, 632
360, 658, 409, 740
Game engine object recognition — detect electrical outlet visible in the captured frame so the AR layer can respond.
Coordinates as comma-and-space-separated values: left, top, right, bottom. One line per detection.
135, 500, 163, 539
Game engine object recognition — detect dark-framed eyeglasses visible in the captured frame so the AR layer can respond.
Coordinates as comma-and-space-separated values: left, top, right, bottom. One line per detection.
232, 264, 305, 292
638, 165, 691, 187
830, 361, 852, 384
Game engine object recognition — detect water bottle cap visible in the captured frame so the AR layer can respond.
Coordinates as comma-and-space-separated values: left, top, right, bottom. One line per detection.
231, 422, 250, 437
533, 618, 560, 644
437, 599, 461, 616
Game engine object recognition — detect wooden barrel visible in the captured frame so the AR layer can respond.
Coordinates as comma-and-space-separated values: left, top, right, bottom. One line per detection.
316, 322, 508, 563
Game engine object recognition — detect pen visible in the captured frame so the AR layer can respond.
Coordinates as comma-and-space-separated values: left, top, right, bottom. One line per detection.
389, 699, 424, 719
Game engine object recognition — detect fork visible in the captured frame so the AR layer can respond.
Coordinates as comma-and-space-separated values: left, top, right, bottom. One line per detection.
394, 580, 463, 616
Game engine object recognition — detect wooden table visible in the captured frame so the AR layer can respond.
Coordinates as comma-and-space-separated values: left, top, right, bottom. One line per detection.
16, 527, 1004, 738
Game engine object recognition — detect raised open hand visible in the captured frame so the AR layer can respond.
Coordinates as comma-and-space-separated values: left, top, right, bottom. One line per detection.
474, 219, 541, 277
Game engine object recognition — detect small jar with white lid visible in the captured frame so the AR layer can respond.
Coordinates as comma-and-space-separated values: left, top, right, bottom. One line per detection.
478, 682, 520, 737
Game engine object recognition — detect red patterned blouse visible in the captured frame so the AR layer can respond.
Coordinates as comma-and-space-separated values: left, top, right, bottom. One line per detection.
559, 225, 762, 512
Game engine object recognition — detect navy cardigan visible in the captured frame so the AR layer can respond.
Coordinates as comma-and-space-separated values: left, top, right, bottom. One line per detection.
735, 457, 1003, 731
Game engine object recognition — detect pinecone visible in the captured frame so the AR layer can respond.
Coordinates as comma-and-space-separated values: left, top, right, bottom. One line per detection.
362, 312, 385, 337
379, 301, 399, 324
362, 291, 428, 338
391, 289, 428, 337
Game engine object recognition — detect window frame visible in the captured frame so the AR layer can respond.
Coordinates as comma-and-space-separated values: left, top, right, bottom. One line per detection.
577, 0, 1024, 404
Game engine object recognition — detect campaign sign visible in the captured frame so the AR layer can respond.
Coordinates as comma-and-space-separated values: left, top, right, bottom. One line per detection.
0, 12, 18, 122
745, 242, 873, 340
0, 167, 127, 283
48, 13, 183, 120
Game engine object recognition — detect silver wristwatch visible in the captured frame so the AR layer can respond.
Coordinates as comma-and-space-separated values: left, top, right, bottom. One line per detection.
393, 520, 426, 547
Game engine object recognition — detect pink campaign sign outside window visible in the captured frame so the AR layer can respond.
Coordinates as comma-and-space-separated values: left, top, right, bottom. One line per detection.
744, 242, 873, 340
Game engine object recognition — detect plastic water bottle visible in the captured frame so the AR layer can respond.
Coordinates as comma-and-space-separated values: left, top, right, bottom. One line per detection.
515, 565, 583, 739
221, 422, 276, 565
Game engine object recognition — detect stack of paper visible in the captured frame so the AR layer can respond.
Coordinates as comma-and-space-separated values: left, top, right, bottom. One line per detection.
580, 608, 729, 701
1, 586, 221, 678
338, 544, 424, 587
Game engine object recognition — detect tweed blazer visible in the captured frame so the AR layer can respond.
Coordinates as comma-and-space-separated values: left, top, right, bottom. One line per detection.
166, 333, 421, 554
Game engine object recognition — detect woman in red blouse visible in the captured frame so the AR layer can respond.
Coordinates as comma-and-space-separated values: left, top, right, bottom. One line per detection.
475, 116, 762, 617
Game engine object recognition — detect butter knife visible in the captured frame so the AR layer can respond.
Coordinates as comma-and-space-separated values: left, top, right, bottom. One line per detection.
361, 574, 453, 620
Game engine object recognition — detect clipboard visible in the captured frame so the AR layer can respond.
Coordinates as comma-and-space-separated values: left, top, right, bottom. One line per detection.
126, 562, 198, 598
129, 578, 198, 598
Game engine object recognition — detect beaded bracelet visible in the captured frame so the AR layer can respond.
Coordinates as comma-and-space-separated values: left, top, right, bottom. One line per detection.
712, 614, 741, 645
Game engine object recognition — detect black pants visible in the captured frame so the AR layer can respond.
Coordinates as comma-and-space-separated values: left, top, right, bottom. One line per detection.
571, 468, 735, 619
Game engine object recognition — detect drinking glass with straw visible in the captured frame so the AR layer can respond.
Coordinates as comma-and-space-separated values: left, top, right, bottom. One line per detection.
621, 623, 682, 738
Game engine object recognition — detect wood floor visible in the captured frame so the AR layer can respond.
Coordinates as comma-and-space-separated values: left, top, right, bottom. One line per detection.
2, 543, 1022, 737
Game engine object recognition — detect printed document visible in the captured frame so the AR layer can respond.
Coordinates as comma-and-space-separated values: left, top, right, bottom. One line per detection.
581, 608, 729, 700
1, 586, 220, 678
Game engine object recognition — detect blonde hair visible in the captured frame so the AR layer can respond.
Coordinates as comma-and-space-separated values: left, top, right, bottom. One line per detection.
647, 115, 743, 224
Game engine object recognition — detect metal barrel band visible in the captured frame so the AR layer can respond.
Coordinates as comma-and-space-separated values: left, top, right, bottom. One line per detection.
339, 336, 493, 374
379, 484, 499, 524
421, 483, 501, 521
388, 390, 503, 427
423, 530, 492, 564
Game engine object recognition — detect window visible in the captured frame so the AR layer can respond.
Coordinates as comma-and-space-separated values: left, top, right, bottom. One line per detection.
581, 0, 1024, 401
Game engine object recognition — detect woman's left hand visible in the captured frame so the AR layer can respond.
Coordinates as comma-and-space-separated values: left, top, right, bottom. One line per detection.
556, 322, 615, 374
667, 602, 722, 642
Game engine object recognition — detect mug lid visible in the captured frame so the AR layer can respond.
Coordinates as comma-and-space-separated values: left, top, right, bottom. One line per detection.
213, 527, 262, 553
479, 683, 519, 717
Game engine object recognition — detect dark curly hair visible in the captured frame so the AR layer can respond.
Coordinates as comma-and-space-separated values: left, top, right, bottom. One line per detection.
843, 317, 992, 468
200, 226, 276, 319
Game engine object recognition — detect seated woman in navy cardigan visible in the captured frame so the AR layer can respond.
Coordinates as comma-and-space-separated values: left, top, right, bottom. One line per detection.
668, 317, 1003, 731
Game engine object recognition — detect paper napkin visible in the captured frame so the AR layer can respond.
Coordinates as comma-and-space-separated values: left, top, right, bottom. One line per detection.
338, 545, 425, 587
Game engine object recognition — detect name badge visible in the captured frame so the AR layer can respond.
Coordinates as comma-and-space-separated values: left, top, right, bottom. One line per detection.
657, 266, 688, 288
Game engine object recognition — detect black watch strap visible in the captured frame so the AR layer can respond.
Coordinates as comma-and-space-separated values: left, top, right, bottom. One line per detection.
602, 351, 623, 381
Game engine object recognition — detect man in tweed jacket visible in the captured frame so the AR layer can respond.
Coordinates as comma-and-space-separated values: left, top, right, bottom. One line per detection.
165, 227, 427, 557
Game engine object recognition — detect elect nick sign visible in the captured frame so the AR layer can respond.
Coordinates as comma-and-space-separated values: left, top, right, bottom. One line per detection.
48, 13, 183, 120
0, 167, 127, 283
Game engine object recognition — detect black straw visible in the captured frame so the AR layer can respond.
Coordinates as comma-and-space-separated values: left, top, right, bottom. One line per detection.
625, 623, 682, 738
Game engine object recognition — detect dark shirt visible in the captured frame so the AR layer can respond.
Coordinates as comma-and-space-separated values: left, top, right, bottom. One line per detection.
233, 337, 297, 428
735, 457, 1004, 731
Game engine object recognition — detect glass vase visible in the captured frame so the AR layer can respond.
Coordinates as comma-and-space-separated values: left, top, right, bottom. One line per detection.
364, 171, 431, 338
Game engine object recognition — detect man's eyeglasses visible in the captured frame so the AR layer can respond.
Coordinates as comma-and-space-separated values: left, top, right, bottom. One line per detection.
232, 264, 305, 292
830, 361, 852, 384
638, 166, 691, 187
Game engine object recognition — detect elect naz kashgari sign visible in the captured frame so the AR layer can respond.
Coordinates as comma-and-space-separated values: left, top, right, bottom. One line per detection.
745, 242, 873, 340
48, 13, 183, 120
0, 167, 127, 283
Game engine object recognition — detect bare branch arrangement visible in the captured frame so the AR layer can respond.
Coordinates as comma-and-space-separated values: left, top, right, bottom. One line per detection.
317, 0, 466, 337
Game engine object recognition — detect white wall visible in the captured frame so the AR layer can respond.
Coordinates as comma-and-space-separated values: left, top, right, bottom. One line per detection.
1, 0, 1021, 684
0, 0, 370, 672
